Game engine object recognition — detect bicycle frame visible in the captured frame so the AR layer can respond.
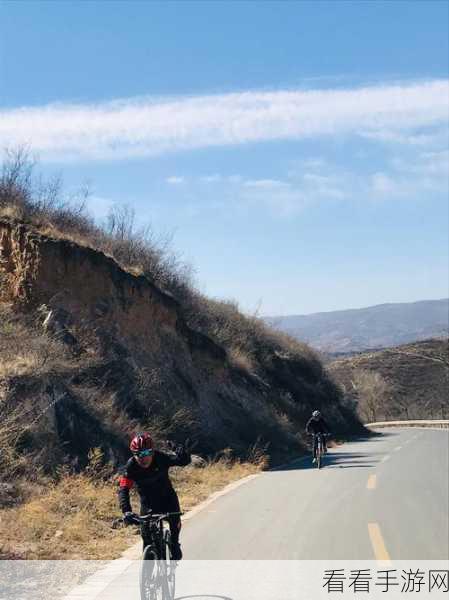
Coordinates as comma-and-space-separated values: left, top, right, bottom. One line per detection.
135, 512, 182, 600
136, 512, 182, 559
312, 433, 329, 469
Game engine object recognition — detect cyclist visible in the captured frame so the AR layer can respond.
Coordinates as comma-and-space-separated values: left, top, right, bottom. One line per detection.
118, 432, 191, 560
305, 410, 330, 463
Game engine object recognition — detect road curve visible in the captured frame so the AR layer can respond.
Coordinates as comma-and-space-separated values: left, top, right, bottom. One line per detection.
180, 428, 448, 560
85, 429, 448, 600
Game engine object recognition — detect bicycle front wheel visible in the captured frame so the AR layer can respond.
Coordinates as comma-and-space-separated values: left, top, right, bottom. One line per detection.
164, 529, 176, 600
316, 441, 322, 469
140, 547, 166, 600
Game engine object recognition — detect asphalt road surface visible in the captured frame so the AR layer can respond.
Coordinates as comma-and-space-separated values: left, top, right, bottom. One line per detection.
182, 427, 449, 560
85, 428, 448, 600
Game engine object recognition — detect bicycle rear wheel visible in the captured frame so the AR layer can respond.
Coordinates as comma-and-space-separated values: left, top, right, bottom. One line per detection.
140, 547, 166, 600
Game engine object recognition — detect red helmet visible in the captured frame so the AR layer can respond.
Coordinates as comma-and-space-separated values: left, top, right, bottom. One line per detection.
130, 432, 153, 453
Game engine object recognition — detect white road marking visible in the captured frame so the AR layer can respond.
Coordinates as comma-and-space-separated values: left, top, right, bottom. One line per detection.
381, 455, 390, 462
394, 446, 402, 451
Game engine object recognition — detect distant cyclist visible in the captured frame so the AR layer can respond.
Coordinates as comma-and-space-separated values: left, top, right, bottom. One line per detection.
118, 432, 191, 560
306, 410, 330, 463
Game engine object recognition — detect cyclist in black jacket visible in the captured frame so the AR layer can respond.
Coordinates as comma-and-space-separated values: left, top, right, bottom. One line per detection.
306, 410, 330, 463
118, 432, 191, 560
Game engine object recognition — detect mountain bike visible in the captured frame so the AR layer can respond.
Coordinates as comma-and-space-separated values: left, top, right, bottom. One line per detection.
312, 433, 330, 469
115, 511, 182, 600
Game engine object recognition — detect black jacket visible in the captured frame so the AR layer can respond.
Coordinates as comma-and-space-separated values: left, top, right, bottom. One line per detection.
118, 449, 191, 514
305, 416, 329, 435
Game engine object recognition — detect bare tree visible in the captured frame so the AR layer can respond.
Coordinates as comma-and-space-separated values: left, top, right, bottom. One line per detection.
0, 146, 35, 209
351, 369, 390, 423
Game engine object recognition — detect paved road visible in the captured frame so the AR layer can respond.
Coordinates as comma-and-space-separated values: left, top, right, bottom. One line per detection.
85, 428, 448, 600
182, 427, 448, 560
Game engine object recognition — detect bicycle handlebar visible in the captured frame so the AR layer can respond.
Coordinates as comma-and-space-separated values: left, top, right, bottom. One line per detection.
114, 511, 183, 528
138, 511, 183, 523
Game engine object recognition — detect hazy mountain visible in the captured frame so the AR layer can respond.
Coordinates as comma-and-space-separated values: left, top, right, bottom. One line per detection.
266, 299, 449, 354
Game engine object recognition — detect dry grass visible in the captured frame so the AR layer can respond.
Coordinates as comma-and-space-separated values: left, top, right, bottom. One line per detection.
0, 203, 23, 220
0, 302, 75, 479
0, 303, 70, 379
227, 346, 256, 374
0, 458, 263, 560
0, 354, 39, 378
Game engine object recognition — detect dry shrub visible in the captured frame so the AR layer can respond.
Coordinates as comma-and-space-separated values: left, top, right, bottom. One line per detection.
352, 369, 390, 423
0, 407, 26, 477
246, 437, 271, 468
184, 293, 322, 378
0, 458, 263, 559
0, 148, 193, 299
228, 346, 255, 374
0, 303, 69, 379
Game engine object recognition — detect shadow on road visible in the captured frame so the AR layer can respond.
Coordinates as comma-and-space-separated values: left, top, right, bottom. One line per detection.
273, 452, 378, 471
363, 431, 402, 439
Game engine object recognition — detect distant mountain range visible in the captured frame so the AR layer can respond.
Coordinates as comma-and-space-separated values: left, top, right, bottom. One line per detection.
266, 299, 449, 354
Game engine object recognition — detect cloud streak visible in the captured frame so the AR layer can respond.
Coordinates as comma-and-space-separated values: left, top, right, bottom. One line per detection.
1, 80, 448, 162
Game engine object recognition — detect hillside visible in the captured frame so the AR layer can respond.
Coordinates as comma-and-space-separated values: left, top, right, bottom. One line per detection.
0, 217, 363, 475
266, 299, 449, 354
328, 338, 448, 422
0, 153, 364, 559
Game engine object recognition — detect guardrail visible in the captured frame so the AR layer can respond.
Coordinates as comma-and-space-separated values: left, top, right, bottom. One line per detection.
366, 420, 449, 429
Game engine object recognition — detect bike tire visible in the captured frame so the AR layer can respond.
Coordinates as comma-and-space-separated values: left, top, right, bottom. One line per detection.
316, 438, 322, 469
140, 547, 166, 600
164, 529, 176, 600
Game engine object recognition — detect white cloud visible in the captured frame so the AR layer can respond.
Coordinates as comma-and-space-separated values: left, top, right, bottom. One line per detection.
243, 179, 290, 189
240, 185, 308, 217
169, 146, 448, 218
370, 172, 399, 195
166, 176, 185, 184
301, 172, 347, 199
0, 79, 447, 162
390, 149, 449, 178
359, 128, 448, 146
299, 158, 328, 170
199, 174, 222, 183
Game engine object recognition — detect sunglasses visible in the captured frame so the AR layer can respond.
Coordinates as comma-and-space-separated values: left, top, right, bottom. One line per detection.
134, 449, 154, 458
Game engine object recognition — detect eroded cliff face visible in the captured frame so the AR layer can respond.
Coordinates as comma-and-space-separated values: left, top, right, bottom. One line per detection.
0, 219, 224, 367
0, 218, 363, 470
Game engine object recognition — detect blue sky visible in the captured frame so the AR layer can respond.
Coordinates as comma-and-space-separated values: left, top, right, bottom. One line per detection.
1, 1, 448, 315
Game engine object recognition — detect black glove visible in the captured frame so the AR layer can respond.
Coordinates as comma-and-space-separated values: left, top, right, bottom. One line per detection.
123, 511, 138, 526
167, 441, 185, 455
167, 438, 195, 454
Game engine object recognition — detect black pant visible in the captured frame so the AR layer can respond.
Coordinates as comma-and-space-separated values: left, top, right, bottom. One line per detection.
140, 493, 181, 551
